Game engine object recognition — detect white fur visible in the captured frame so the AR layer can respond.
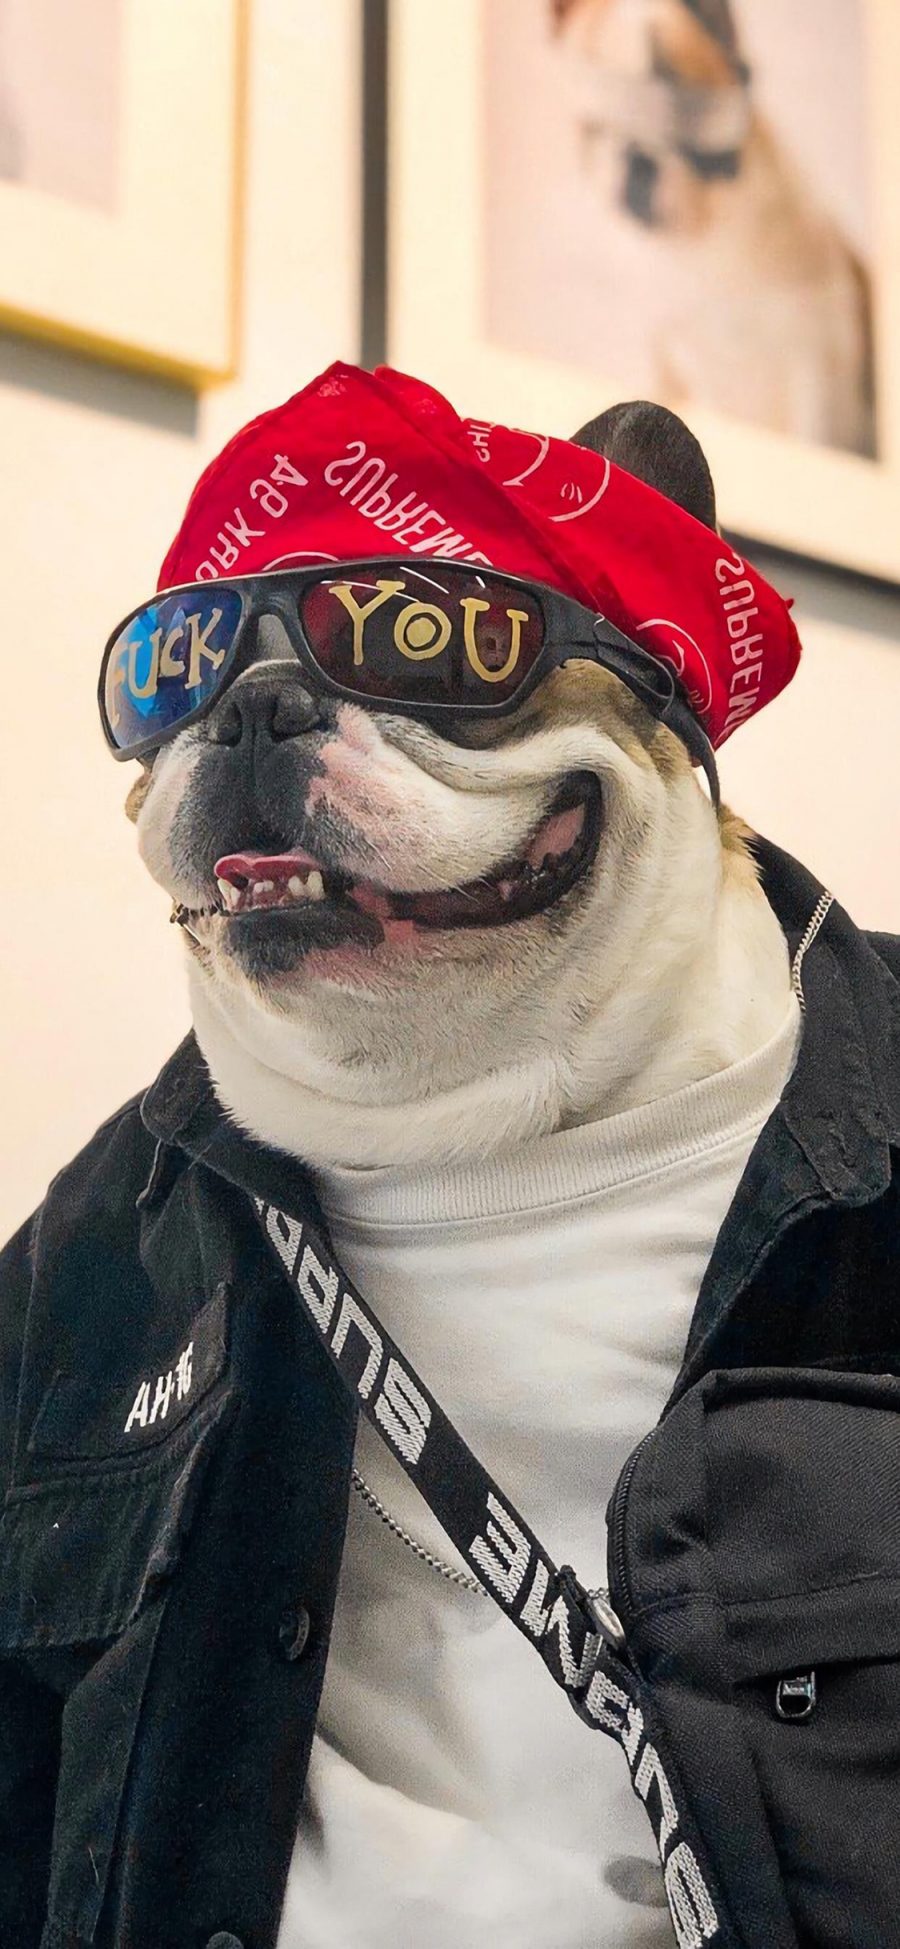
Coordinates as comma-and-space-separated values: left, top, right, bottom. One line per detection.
137, 673, 793, 1171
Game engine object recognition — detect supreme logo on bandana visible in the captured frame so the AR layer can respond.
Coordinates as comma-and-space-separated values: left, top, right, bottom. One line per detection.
158, 360, 802, 751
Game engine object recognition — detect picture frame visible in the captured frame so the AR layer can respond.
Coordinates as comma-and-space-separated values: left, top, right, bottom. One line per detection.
0, 0, 244, 387
388, 0, 900, 580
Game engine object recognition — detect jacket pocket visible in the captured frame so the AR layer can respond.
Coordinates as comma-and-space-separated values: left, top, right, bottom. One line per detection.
0, 1386, 235, 1650
704, 1371, 900, 1949
24, 1280, 230, 1469
728, 1593, 900, 1948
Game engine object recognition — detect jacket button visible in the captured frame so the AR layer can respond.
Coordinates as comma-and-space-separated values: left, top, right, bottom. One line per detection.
278, 1603, 311, 1661
205, 1937, 244, 1948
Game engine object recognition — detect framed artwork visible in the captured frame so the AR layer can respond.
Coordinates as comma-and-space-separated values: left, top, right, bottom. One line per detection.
388, 0, 900, 579
0, 0, 243, 385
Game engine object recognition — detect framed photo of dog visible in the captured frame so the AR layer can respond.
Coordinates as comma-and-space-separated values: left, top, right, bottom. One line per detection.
0, 0, 243, 385
388, 0, 900, 580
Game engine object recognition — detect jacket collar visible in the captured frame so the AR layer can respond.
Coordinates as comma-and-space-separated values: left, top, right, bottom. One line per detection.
140, 831, 900, 1224
750, 834, 900, 1196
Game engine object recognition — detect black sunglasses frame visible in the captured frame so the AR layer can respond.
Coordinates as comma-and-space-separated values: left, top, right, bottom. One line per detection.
98, 557, 721, 808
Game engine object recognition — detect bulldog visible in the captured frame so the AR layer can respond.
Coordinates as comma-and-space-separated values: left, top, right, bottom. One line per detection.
103, 364, 807, 1943
125, 406, 792, 1174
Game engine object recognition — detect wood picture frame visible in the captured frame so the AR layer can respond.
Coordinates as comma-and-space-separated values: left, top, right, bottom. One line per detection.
388, 0, 900, 580
0, 0, 244, 386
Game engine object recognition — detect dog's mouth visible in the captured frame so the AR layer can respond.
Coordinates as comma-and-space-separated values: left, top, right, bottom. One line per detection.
190, 774, 602, 944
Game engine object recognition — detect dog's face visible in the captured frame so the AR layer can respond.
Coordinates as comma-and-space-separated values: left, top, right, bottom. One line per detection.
132, 652, 685, 1067
553, 0, 748, 233
128, 405, 739, 1164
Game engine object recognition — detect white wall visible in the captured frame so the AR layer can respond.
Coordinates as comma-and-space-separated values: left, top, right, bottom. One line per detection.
0, 0, 361, 1235
715, 564, 900, 929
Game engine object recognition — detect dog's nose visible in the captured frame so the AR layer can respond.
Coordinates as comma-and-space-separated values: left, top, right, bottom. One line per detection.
206, 668, 328, 747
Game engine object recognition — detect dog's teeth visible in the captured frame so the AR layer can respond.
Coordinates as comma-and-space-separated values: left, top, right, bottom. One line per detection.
215, 869, 329, 909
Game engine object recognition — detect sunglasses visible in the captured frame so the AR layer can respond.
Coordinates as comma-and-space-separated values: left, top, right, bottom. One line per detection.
98, 557, 720, 807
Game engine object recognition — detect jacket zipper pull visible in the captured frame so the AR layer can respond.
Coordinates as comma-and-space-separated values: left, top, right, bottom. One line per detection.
775, 1671, 817, 1721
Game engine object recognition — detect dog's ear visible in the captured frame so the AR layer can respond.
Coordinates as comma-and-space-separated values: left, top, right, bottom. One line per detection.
571, 401, 718, 530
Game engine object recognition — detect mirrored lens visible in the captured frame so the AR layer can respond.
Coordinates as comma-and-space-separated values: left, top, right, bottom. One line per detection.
102, 588, 243, 753
298, 563, 545, 711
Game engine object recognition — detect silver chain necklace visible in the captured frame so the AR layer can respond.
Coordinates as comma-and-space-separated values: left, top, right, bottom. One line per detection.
351, 1466, 488, 1595
351, 894, 834, 1596
350, 1466, 610, 1604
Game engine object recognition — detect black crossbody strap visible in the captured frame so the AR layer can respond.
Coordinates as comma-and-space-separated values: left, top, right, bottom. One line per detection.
252, 1192, 738, 1948
253, 1194, 615, 1686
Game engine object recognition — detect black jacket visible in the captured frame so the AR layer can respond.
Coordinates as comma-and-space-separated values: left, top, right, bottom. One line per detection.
2, 831, 899, 1949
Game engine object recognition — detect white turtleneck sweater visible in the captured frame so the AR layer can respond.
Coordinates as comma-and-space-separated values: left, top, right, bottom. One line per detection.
275, 989, 803, 1949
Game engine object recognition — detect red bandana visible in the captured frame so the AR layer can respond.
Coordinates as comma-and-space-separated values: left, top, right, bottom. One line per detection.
159, 361, 801, 751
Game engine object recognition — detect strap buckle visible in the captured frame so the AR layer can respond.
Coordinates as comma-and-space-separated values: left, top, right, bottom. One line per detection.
558, 1564, 626, 1658
583, 1587, 627, 1651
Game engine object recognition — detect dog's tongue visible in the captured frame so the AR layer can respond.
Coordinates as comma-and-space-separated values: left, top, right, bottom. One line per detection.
214, 851, 319, 887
